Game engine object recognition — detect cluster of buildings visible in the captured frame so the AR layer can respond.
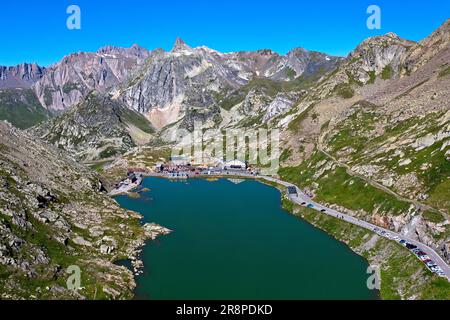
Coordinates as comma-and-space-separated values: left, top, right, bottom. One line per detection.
155, 156, 259, 178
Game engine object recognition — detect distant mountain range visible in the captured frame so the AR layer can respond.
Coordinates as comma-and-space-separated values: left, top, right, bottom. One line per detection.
0, 38, 341, 126
0, 63, 45, 89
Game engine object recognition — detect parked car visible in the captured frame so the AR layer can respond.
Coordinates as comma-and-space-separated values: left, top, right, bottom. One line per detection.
430, 266, 441, 273
307, 204, 314, 209
320, 209, 326, 213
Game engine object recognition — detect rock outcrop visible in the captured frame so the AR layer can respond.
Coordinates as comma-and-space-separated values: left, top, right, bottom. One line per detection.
32, 91, 154, 161
0, 121, 150, 299
32, 45, 150, 111
0, 63, 46, 89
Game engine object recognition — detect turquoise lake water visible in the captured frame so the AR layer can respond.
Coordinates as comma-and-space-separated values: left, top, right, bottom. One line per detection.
115, 177, 378, 300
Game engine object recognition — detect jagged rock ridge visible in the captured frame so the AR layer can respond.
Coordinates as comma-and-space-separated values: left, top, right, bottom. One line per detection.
32, 92, 154, 161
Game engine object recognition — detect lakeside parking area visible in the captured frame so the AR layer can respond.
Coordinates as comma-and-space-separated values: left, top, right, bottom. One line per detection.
109, 172, 143, 196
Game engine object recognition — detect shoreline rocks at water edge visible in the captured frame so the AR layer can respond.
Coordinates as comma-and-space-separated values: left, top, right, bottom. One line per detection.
127, 223, 172, 275
144, 223, 173, 240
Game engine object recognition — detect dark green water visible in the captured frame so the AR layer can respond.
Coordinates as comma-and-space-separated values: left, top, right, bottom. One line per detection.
115, 177, 378, 300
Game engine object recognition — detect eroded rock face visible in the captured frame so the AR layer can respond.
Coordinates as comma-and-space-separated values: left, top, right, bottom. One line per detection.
347, 32, 415, 83
32, 92, 154, 161
114, 39, 341, 129
32, 45, 150, 111
115, 40, 244, 129
310, 32, 418, 100
0, 63, 46, 89
404, 18, 450, 74
263, 93, 298, 122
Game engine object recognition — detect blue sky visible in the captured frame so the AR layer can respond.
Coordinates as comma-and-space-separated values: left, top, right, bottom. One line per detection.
1, 0, 448, 66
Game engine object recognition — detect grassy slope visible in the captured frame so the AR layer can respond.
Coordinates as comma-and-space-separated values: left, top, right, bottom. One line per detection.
323, 106, 450, 215
0, 89, 50, 129
279, 151, 411, 217
119, 107, 154, 134
217, 72, 327, 115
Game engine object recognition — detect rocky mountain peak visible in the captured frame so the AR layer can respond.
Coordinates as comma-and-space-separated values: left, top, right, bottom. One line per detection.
341, 32, 416, 84
172, 37, 191, 52
97, 45, 118, 54
0, 62, 46, 89
131, 43, 145, 50
287, 47, 309, 56
32, 44, 151, 111
353, 32, 415, 54
33, 90, 154, 161
402, 18, 450, 74
255, 49, 278, 56
384, 32, 400, 39
419, 18, 450, 48
129, 44, 150, 57
97, 44, 151, 59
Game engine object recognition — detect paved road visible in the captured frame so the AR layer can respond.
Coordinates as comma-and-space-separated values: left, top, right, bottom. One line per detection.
259, 175, 450, 281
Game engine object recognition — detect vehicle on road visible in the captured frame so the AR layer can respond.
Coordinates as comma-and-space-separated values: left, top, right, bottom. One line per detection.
430, 266, 443, 273
426, 262, 437, 268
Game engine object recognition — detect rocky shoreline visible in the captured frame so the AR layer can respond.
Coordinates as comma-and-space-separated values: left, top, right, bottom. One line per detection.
124, 222, 173, 277
108, 173, 173, 277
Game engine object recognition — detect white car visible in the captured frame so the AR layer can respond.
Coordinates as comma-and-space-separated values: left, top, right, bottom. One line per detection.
430, 266, 441, 273
419, 255, 430, 261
